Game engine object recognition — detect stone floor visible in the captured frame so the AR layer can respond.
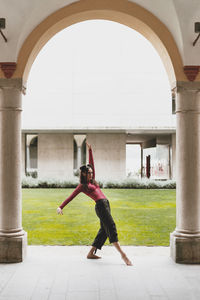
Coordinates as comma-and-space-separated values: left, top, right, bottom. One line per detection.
0, 246, 200, 300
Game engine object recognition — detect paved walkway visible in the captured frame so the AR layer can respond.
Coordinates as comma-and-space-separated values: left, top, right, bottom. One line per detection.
0, 246, 200, 300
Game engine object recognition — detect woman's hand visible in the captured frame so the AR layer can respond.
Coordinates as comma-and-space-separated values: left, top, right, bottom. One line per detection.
57, 207, 63, 215
86, 141, 91, 150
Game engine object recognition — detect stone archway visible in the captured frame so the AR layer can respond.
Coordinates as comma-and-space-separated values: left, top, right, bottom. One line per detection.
1, 0, 200, 263
14, 0, 185, 85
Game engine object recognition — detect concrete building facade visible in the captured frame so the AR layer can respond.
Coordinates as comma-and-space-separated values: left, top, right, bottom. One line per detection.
38, 133, 74, 179
22, 129, 175, 181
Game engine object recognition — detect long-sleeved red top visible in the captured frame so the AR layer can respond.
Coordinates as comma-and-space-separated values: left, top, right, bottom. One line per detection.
59, 148, 106, 209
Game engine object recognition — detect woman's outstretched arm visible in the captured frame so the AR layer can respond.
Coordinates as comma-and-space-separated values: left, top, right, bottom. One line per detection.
86, 142, 95, 179
57, 184, 82, 213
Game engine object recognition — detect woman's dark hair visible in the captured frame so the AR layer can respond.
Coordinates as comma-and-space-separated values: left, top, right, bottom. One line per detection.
79, 164, 98, 190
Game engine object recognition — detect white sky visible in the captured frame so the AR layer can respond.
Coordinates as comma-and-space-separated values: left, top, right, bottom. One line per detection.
22, 20, 175, 129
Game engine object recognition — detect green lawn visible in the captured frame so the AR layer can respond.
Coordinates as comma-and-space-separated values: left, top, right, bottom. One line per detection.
22, 188, 176, 246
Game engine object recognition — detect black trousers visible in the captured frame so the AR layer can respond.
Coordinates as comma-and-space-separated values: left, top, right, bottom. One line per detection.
92, 199, 118, 250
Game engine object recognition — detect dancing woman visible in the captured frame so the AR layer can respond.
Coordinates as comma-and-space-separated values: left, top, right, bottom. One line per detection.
57, 142, 132, 266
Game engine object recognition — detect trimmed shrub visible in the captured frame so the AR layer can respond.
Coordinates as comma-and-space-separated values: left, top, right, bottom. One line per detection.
22, 176, 79, 188
102, 178, 176, 189
22, 176, 176, 189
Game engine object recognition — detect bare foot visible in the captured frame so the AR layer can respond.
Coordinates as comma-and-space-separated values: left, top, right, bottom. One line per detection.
87, 253, 101, 259
121, 254, 133, 266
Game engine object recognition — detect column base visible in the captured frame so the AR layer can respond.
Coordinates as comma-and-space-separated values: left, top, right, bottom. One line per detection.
170, 231, 200, 264
0, 231, 27, 263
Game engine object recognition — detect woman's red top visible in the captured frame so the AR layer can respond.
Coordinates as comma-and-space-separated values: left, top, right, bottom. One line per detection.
59, 148, 106, 209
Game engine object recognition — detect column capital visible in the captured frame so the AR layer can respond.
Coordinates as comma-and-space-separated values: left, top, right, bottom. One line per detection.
74, 134, 86, 147
172, 81, 200, 93
0, 80, 23, 110
0, 78, 26, 94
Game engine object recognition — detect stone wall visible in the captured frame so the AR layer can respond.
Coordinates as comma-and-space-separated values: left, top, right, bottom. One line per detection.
38, 133, 73, 179
86, 133, 126, 180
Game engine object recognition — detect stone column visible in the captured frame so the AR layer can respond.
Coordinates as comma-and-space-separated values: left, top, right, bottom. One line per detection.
0, 78, 27, 263
74, 135, 86, 169
26, 145, 30, 170
170, 81, 200, 263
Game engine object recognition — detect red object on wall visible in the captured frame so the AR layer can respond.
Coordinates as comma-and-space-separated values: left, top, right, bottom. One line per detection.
183, 66, 200, 81
0, 62, 17, 78
146, 155, 151, 178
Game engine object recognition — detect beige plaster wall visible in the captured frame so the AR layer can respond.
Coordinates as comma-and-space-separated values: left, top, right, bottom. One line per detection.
86, 133, 126, 180
38, 133, 73, 179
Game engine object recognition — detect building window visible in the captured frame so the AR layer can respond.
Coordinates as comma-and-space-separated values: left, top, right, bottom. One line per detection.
73, 139, 78, 171
81, 138, 86, 165
172, 92, 176, 114
126, 144, 141, 178
143, 145, 170, 179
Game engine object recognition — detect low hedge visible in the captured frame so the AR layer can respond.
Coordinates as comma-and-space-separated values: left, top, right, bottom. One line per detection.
22, 176, 176, 189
